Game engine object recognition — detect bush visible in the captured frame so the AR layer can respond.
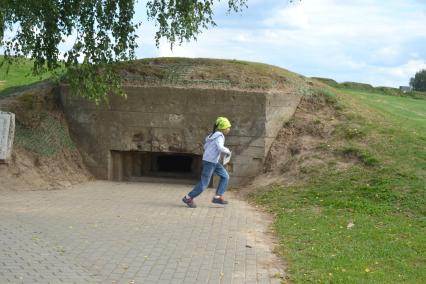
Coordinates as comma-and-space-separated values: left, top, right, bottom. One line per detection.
340, 82, 375, 91
409, 69, 426, 91
311, 77, 339, 88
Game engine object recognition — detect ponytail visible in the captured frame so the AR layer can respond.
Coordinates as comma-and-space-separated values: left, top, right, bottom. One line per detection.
209, 123, 218, 137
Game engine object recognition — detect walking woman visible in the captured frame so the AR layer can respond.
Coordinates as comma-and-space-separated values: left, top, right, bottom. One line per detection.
182, 117, 232, 208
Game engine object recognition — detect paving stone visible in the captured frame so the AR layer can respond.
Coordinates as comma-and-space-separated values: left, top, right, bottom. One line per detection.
0, 181, 285, 283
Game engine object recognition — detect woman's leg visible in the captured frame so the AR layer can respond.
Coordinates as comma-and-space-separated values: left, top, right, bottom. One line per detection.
188, 161, 216, 198
214, 163, 229, 196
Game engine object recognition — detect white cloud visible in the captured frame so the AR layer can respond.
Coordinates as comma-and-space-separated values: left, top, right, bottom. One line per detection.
321, 59, 426, 87
158, 41, 196, 58
265, 0, 426, 42
376, 46, 400, 59
264, 3, 310, 29
379, 59, 426, 79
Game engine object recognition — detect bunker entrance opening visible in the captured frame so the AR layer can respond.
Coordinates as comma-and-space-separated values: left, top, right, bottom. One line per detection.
157, 155, 193, 173
110, 151, 202, 182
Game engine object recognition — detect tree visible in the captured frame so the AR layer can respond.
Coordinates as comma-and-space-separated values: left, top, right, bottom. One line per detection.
0, 0, 247, 103
410, 69, 426, 92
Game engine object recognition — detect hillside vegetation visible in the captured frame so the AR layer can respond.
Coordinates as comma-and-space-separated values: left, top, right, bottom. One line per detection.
116, 57, 306, 92
312, 76, 426, 100
0, 56, 59, 96
253, 84, 426, 283
0, 56, 91, 190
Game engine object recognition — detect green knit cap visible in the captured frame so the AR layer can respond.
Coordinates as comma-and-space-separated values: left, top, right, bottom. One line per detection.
216, 117, 231, 130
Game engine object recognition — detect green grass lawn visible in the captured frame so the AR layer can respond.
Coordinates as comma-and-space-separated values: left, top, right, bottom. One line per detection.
0, 56, 58, 96
254, 89, 426, 283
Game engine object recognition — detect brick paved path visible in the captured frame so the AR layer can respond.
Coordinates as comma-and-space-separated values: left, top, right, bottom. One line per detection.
0, 181, 285, 284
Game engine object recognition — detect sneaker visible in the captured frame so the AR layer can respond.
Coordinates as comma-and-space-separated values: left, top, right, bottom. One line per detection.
212, 196, 229, 205
182, 196, 197, 208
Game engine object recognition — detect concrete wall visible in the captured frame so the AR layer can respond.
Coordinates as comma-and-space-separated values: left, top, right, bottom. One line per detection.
60, 86, 302, 186
265, 91, 303, 155
0, 111, 15, 163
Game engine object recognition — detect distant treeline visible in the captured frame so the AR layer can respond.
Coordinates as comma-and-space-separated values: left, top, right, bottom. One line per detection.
311, 77, 426, 100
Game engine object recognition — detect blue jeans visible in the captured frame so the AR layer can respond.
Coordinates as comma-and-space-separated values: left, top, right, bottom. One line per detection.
188, 160, 229, 198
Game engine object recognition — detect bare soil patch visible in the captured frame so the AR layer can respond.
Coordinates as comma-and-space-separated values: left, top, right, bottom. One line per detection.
0, 91, 92, 191
240, 89, 348, 197
0, 147, 92, 190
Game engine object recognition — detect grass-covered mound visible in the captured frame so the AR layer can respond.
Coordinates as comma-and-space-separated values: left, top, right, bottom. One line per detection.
115, 57, 307, 92
252, 86, 426, 283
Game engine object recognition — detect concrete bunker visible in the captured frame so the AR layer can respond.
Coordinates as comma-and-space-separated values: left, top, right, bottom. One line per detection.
60, 83, 303, 186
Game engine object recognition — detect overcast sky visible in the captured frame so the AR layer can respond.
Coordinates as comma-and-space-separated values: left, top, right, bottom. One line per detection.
134, 0, 426, 88
3, 0, 425, 88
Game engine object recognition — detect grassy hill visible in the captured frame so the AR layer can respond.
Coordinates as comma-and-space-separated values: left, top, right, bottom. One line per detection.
0, 55, 58, 96
254, 86, 425, 283
312, 76, 426, 100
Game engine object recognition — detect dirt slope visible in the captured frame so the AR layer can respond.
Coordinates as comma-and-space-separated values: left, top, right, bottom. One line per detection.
0, 147, 91, 190
242, 86, 347, 194
0, 88, 92, 191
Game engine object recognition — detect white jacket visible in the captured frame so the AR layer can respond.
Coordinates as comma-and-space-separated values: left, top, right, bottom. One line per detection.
202, 131, 231, 163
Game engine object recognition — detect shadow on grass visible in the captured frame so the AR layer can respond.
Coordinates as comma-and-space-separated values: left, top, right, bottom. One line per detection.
0, 80, 55, 98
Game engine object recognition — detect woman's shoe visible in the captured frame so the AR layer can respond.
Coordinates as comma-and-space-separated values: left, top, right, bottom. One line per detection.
212, 196, 228, 205
182, 196, 197, 208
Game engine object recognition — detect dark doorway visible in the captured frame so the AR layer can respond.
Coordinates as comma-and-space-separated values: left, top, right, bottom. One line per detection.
110, 151, 202, 183
157, 155, 193, 173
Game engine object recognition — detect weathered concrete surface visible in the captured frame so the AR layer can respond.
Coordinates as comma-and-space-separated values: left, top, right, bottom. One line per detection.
0, 181, 285, 283
0, 111, 15, 162
60, 86, 302, 186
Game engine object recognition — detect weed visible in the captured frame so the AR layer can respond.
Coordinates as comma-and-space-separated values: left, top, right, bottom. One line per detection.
344, 127, 366, 139
334, 124, 367, 140
336, 146, 379, 167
